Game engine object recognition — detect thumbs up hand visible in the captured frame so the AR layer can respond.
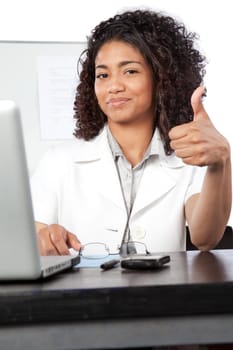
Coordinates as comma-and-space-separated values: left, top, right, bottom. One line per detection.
168, 86, 230, 167
191, 86, 208, 118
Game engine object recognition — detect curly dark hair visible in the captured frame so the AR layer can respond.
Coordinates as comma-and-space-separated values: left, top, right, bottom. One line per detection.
73, 9, 206, 154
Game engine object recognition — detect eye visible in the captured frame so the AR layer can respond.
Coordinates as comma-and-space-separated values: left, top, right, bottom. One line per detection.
125, 69, 138, 75
96, 73, 108, 79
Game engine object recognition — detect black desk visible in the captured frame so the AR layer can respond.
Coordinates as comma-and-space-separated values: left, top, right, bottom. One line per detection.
1, 250, 233, 349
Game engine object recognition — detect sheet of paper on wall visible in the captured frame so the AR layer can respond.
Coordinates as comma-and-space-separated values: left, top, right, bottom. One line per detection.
37, 56, 78, 140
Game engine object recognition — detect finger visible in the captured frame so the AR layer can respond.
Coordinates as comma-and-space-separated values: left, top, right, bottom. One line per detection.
49, 225, 82, 254
173, 146, 196, 159
37, 234, 47, 256
180, 155, 207, 167
42, 224, 70, 255
191, 86, 209, 121
168, 123, 189, 141
37, 228, 59, 256
49, 230, 71, 255
66, 232, 82, 251
170, 138, 190, 151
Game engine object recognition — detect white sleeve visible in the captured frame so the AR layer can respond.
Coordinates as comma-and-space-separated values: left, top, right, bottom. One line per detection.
30, 147, 59, 224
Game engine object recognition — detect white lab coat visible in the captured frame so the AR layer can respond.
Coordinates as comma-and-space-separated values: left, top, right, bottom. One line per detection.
31, 126, 205, 253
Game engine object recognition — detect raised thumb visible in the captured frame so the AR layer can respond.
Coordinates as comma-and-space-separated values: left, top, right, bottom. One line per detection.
191, 86, 206, 120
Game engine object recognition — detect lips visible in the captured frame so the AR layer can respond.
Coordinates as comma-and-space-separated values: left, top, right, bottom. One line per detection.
107, 98, 130, 107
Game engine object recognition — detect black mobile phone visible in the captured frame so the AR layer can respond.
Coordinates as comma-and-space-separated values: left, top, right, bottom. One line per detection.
120, 255, 170, 270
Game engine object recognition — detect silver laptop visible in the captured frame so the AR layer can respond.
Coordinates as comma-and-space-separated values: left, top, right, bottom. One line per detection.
0, 100, 80, 280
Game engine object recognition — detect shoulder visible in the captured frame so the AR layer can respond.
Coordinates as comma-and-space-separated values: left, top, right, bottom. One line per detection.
32, 127, 108, 179
42, 127, 107, 164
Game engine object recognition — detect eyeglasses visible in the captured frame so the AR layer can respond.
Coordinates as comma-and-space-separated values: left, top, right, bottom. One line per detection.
79, 241, 150, 259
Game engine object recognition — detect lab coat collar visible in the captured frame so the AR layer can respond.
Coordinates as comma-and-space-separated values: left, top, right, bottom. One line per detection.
71, 125, 184, 168
70, 130, 104, 162
71, 125, 185, 213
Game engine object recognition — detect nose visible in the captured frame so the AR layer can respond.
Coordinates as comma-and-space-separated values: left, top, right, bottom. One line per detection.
107, 75, 125, 94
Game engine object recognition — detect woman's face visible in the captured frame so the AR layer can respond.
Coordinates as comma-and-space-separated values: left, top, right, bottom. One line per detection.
94, 40, 155, 128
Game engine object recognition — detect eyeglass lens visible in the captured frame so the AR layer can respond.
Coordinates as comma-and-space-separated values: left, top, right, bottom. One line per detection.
81, 243, 109, 259
80, 241, 148, 259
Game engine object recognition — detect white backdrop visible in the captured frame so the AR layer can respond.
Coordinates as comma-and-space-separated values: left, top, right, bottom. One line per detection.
1, 0, 232, 224
1, 0, 232, 135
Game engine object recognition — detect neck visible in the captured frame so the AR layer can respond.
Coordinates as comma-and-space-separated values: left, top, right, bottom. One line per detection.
108, 120, 154, 167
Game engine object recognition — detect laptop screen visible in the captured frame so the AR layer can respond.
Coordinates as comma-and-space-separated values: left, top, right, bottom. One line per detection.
0, 101, 43, 278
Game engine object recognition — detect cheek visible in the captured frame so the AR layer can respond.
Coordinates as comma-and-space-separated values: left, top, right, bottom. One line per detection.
131, 78, 152, 95
135, 82, 153, 105
94, 83, 103, 102
140, 80, 154, 105
94, 88, 106, 112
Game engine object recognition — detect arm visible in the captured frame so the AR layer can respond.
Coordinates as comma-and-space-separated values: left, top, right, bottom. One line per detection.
185, 156, 231, 250
169, 86, 232, 250
36, 222, 82, 256
31, 148, 82, 255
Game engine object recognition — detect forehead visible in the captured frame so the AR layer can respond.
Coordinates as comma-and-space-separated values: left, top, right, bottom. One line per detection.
95, 40, 146, 65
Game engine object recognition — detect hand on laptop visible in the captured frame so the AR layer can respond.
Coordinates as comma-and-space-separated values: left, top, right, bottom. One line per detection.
36, 223, 81, 256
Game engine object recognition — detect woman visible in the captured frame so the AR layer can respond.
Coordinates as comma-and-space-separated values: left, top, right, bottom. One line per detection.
31, 9, 231, 256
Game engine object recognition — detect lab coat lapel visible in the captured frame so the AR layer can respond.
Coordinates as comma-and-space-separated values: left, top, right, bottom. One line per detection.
131, 157, 176, 217
72, 127, 125, 210
96, 129, 126, 210
97, 150, 126, 210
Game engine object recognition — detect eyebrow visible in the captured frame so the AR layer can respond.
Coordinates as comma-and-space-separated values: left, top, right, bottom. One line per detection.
95, 60, 142, 70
